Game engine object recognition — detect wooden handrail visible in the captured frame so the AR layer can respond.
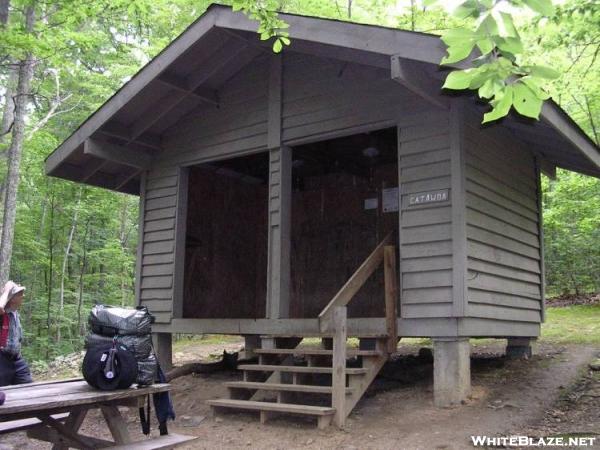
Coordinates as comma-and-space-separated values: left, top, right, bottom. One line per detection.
318, 233, 393, 332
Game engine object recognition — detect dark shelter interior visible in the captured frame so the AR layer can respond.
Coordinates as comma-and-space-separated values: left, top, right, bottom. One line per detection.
183, 127, 399, 319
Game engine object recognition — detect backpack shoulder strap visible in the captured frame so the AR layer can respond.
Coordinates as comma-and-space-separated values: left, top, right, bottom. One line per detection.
0, 314, 10, 348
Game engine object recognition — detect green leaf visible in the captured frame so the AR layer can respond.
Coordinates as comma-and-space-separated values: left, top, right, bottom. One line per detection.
495, 37, 524, 54
442, 70, 475, 90
273, 39, 283, 53
478, 78, 501, 99
523, 0, 555, 16
513, 82, 544, 119
440, 29, 479, 64
477, 13, 499, 36
453, 0, 481, 19
483, 87, 513, 123
526, 65, 560, 80
476, 38, 494, 55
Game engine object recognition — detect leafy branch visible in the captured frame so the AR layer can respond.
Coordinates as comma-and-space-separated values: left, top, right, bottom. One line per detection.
428, 0, 560, 123
232, 0, 290, 53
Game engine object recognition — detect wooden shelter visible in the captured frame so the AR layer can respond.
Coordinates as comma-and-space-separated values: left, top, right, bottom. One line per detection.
46, 5, 600, 427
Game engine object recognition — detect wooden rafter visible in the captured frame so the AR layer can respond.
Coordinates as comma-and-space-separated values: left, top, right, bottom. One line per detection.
84, 138, 153, 169
156, 75, 219, 105
391, 55, 448, 110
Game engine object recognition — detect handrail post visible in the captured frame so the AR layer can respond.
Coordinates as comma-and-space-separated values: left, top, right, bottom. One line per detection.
332, 306, 347, 428
384, 246, 398, 354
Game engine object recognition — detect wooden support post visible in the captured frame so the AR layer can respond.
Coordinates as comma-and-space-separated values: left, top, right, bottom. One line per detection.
266, 52, 289, 320
331, 306, 347, 428
153, 332, 173, 372
266, 146, 292, 319
384, 245, 398, 353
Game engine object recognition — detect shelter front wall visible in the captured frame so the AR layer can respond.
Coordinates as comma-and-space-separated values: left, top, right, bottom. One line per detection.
144, 51, 447, 323
139, 166, 179, 323
398, 112, 454, 319
281, 52, 430, 142
463, 109, 543, 324
290, 164, 398, 319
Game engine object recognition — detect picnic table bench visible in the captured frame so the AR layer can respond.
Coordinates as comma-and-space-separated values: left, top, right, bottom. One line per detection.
0, 378, 197, 449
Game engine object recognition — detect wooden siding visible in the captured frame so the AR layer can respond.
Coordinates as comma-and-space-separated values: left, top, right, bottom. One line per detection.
398, 112, 454, 319
464, 109, 543, 324
281, 52, 429, 144
139, 166, 179, 324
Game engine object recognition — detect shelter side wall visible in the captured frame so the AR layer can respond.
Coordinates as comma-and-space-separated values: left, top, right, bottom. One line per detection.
138, 166, 179, 324
398, 112, 454, 319
463, 109, 543, 325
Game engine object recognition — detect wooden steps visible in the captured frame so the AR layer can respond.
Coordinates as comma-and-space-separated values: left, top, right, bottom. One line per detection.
254, 348, 382, 357
207, 334, 389, 429
207, 399, 334, 415
225, 381, 354, 394
207, 399, 335, 429
238, 364, 368, 375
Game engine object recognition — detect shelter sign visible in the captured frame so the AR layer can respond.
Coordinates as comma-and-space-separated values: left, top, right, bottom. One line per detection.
408, 189, 449, 206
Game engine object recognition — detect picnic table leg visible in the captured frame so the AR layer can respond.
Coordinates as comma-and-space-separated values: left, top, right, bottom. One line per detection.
51, 408, 88, 450
100, 405, 133, 445
38, 413, 105, 449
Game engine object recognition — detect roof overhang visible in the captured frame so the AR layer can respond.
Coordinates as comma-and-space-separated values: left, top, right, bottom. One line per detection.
45, 4, 600, 194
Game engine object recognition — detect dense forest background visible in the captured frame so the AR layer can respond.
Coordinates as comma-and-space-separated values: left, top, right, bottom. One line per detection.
0, 0, 598, 364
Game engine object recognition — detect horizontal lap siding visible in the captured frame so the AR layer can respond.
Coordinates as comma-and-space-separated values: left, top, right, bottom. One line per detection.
282, 53, 427, 143
464, 113, 542, 323
398, 115, 453, 319
139, 167, 178, 323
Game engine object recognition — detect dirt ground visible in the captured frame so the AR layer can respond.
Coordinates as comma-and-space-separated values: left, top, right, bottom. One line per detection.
1, 339, 598, 450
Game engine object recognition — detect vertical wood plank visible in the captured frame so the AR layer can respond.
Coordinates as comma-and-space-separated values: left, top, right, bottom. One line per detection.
332, 306, 347, 428
172, 166, 189, 319
450, 101, 467, 317
267, 54, 282, 150
384, 245, 398, 353
396, 126, 403, 319
134, 171, 147, 306
266, 146, 292, 319
535, 159, 546, 322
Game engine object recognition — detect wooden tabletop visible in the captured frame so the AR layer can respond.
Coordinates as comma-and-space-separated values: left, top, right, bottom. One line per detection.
0, 380, 171, 418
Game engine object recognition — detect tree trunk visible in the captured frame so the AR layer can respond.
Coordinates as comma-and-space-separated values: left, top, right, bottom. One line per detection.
57, 187, 82, 343
77, 220, 90, 336
46, 190, 55, 358
0, 4, 36, 286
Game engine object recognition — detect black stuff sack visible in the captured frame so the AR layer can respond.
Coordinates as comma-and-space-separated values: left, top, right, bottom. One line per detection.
85, 333, 152, 360
82, 343, 138, 390
89, 304, 154, 336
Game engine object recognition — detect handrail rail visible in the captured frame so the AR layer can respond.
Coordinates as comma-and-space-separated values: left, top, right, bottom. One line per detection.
318, 232, 393, 333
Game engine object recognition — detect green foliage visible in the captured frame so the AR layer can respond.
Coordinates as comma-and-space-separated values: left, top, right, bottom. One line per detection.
428, 0, 560, 123
232, 0, 290, 52
541, 304, 600, 345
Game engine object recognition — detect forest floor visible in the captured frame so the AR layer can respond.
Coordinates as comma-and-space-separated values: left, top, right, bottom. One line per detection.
1, 301, 599, 449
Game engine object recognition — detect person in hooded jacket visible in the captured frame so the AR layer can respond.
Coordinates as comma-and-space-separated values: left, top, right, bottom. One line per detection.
0, 281, 32, 386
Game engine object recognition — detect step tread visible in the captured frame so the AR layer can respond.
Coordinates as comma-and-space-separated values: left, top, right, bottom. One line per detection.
238, 364, 368, 374
207, 399, 335, 416
225, 381, 354, 394
255, 348, 382, 356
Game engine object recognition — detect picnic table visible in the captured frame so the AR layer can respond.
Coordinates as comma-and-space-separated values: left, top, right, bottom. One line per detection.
0, 378, 197, 449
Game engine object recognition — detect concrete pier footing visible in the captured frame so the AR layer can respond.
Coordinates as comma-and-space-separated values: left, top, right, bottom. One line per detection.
433, 338, 471, 407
